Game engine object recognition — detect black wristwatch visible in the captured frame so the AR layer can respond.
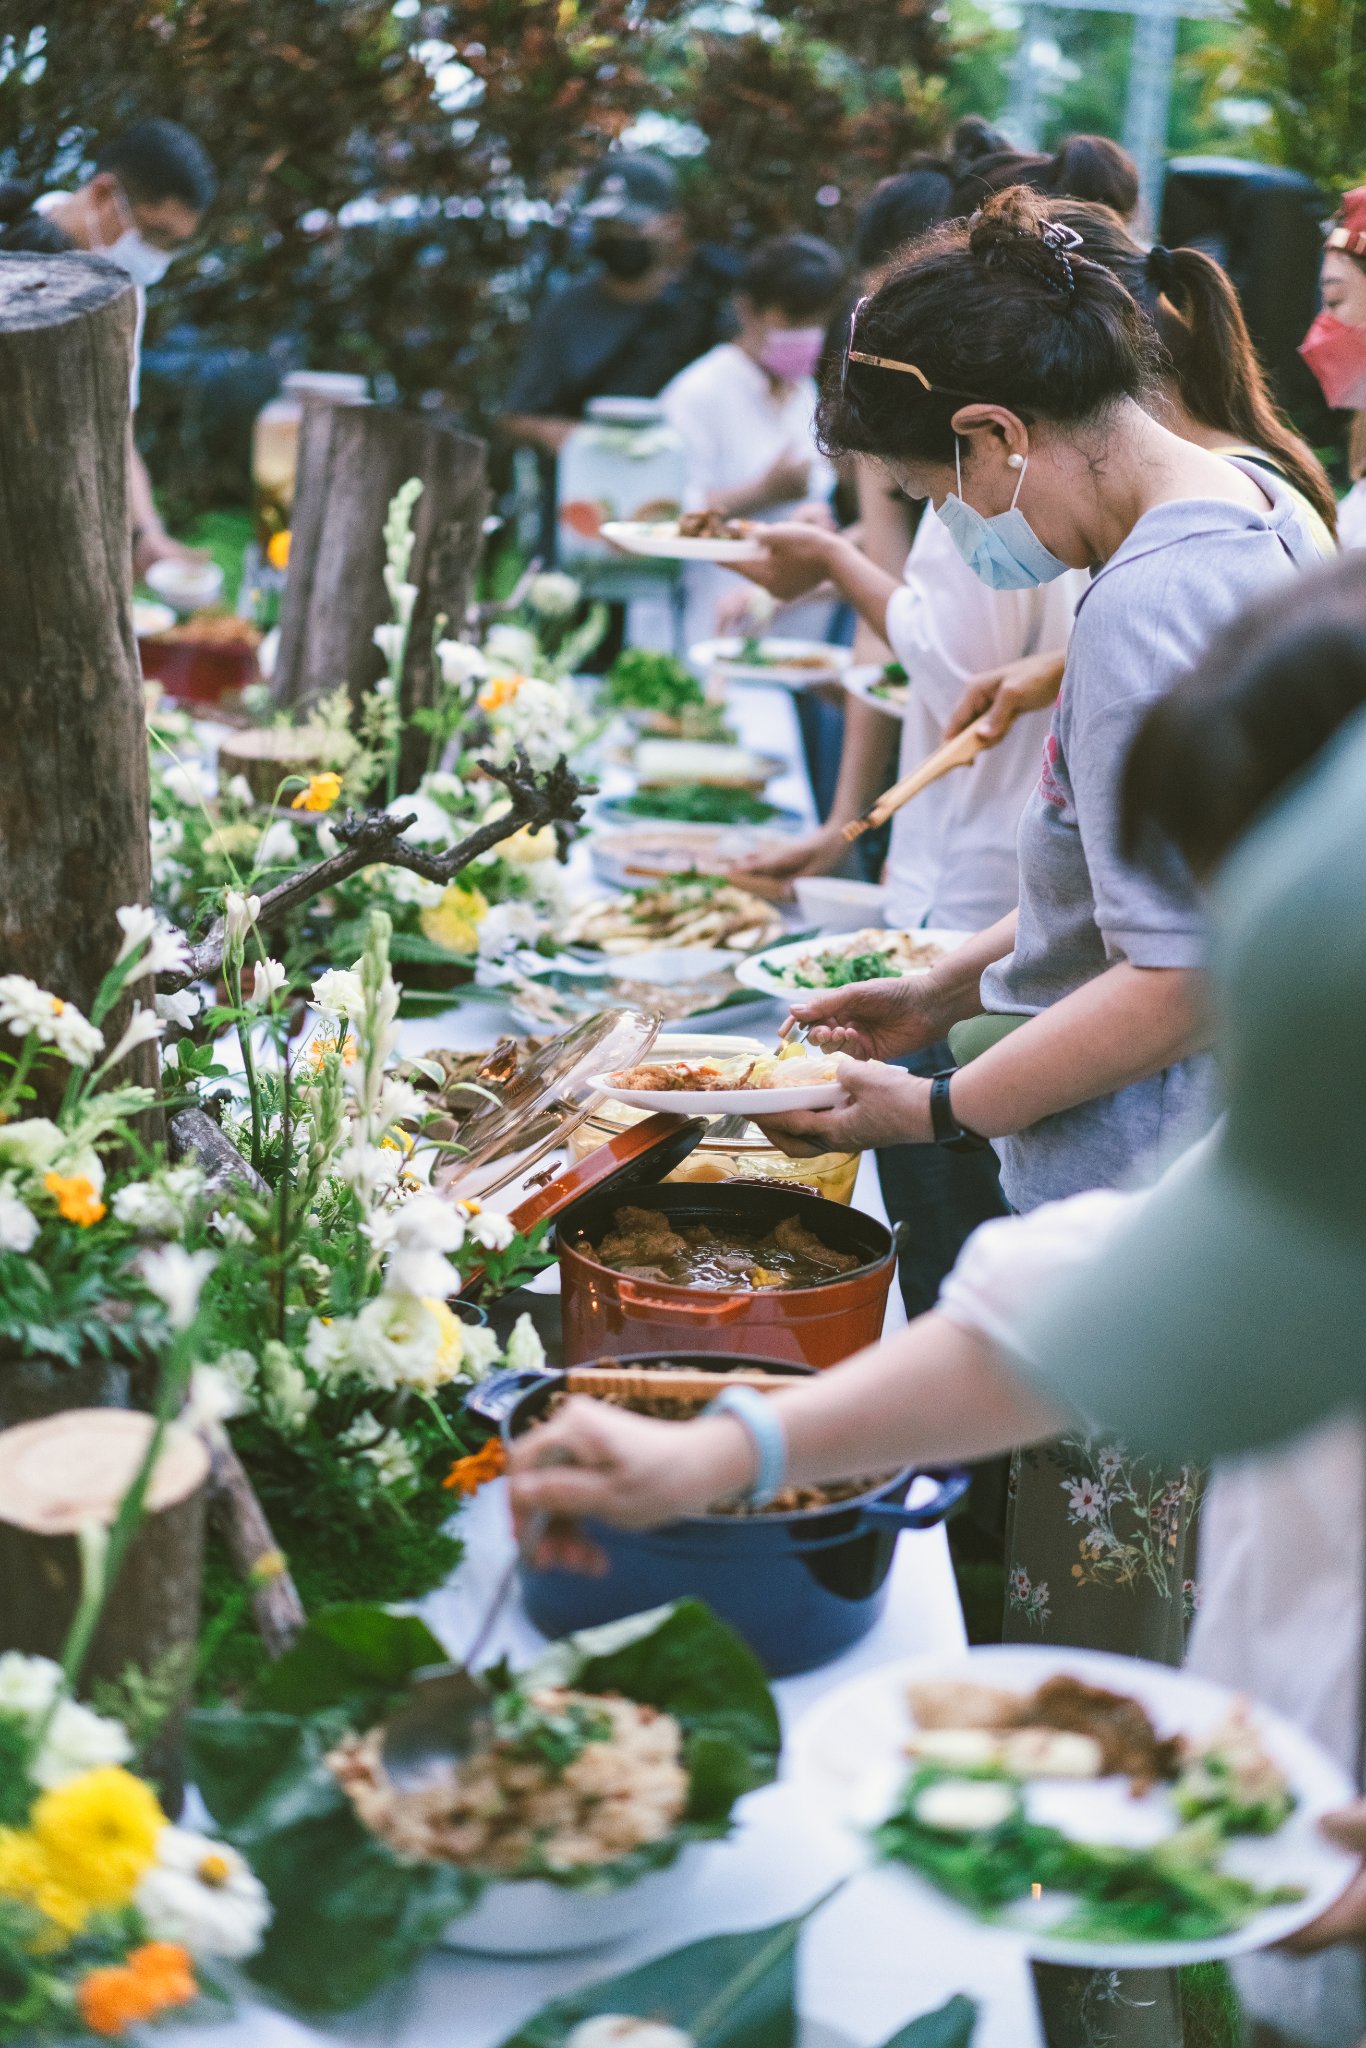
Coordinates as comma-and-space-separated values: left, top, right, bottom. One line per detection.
929, 1070, 990, 1153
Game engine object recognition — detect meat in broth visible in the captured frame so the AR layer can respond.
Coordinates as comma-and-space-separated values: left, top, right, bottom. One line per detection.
585, 1205, 860, 1290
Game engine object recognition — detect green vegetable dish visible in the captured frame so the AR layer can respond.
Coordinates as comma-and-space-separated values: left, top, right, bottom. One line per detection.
618, 784, 778, 825
793, 949, 901, 989
602, 649, 705, 718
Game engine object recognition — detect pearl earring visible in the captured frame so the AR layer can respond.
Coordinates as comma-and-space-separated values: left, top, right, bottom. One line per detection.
1006, 453, 1025, 470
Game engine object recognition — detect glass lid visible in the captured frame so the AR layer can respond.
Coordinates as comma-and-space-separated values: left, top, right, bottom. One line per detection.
432, 1008, 663, 1202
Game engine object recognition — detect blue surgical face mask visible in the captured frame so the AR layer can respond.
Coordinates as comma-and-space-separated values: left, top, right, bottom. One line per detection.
936, 440, 1070, 590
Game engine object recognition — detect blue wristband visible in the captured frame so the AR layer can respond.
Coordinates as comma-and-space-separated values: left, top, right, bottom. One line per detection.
703, 1385, 787, 1507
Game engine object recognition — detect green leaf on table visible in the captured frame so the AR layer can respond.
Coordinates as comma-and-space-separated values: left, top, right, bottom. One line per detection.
879, 1995, 979, 2047
247, 1601, 448, 1717
497, 1911, 807, 2048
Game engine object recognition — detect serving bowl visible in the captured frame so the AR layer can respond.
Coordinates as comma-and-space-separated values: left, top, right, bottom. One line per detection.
443, 1842, 707, 1955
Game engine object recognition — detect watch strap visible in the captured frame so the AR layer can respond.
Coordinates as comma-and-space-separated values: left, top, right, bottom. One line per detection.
704, 1384, 787, 1507
929, 1069, 990, 1153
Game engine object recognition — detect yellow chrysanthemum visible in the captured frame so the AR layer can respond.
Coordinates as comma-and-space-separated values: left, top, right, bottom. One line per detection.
43, 1171, 106, 1227
421, 1297, 466, 1384
30, 1768, 165, 1912
266, 528, 291, 571
478, 674, 523, 713
419, 883, 488, 956
0, 1827, 91, 1941
500, 823, 556, 864
291, 770, 342, 814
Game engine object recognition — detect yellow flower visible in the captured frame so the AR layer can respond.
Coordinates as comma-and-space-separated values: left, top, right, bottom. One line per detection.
30, 1768, 165, 1913
421, 1297, 466, 1384
419, 883, 488, 956
0, 1827, 91, 1941
501, 823, 557, 864
44, 1171, 106, 1227
307, 1030, 357, 1071
478, 674, 523, 713
266, 528, 291, 572
291, 770, 342, 814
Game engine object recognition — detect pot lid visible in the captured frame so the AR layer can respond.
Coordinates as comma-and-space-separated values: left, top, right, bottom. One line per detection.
436, 1008, 663, 1202
505, 1111, 709, 1240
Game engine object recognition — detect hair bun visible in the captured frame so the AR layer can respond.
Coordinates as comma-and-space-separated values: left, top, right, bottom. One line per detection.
968, 188, 1082, 299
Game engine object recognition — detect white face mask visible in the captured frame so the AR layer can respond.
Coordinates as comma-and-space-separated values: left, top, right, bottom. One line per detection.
936, 440, 1071, 591
95, 184, 174, 287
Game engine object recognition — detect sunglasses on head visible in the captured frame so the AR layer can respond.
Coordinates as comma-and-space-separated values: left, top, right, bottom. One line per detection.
839, 294, 993, 405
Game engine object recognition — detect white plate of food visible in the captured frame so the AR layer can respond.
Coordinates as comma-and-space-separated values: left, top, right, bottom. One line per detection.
564, 878, 785, 956
690, 637, 854, 689
588, 822, 799, 890
843, 660, 912, 718
590, 1048, 847, 1117
735, 927, 967, 1000
788, 1643, 1356, 1970
601, 517, 766, 564
633, 739, 786, 790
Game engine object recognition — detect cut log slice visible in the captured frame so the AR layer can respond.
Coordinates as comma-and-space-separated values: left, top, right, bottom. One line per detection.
216, 724, 336, 806
0, 1408, 208, 1534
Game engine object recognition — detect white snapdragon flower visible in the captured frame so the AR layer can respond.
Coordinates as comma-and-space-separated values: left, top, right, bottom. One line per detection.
161, 759, 212, 806
185, 1362, 249, 1429
475, 900, 542, 962
336, 1140, 402, 1203
458, 1322, 502, 1381
114, 904, 157, 961
247, 958, 288, 1009
484, 622, 540, 675
0, 976, 59, 1039
32, 1694, 134, 1790
0, 1651, 61, 1718
155, 987, 200, 1032
141, 1245, 217, 1330
386, 792, 453, 847
360, 1428, 417, 1490
374, 1075, 427, 1130
338, 1411, 384, 1450
503, 1312, 547, 1376
304, 1316, 353, 1384
369, 1193, 465, 1300
0, 1192, 38, 1253
435, 638, 490, 688
373, 621, 406, 667
526, 569, 580, 619
112, 1165, 204, 1237
101, 1001, 164, 1071
256, 819, 300, 868
225, 774, 256, 809
348, 1293, 443, 1392
208, 1207, 255, 1245
457, 1202, 515, 1253
136, 1827, 272, 1961
223, 890, 261, 946
0, 1118, 64, 1177
145, 920, 191, 978
309, 966, 365, 1019
260, 1341, 316, 1433
383, 564, 419, 626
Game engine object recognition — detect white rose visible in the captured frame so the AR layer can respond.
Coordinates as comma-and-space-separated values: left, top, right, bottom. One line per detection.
304, 1317, 354, 1384
0, 1192, 38, 1253
484, 622, 540, 674
0, 1118, 65, 1177
0, 1651, 61, 1719
32, 1694, 133, 1790
136, 1827, 272, 1961
349, 1293, 444, 1392
526, 570, 580, 619
309, 967, 365, 1019
435, 638, 490, 688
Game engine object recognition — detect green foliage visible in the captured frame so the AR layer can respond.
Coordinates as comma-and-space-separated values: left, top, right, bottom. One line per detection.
89, 1646, 196, 1766
602, 647, 706, 718
249, 1604, 448, 1720
1230, 0, 1366, 190
0, 1717, 34, 1828
880, 2000, 979, 2048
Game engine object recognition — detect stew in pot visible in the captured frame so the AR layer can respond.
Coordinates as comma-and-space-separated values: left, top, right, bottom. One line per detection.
581, 1204, 860, 1291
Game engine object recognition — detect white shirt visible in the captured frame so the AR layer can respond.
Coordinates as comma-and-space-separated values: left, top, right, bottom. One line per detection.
1337, 476, 1366, 550
36, 190, 144, 408
660, 343, 835, 645
882, 509, 1088, 933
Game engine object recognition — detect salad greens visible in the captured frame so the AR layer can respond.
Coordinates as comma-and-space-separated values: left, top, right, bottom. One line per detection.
603, 649, 706, 719
192, 1600, 781, 2011
792, 947, 900, 989
876, 1764, 1303, 1947
618, 784, 778, 825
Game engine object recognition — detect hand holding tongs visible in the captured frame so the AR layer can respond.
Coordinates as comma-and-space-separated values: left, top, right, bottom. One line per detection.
843, 719, 994, 842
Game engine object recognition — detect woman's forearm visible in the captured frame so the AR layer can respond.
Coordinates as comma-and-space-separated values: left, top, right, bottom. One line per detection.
816, 533, 903, 642
953, 963, 1208, 1139
825, 695, 900, 827
933, 915, 1018, 1026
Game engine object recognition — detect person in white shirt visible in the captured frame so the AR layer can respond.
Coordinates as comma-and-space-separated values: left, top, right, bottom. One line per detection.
31, 120, 216, 579
659, 233, 845, 645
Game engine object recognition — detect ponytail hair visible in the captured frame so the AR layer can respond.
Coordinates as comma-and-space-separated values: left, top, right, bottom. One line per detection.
1047, 200, 1338, 536
949, 134, 1140, 223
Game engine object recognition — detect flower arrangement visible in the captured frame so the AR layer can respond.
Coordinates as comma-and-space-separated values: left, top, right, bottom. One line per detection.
0, 1661, 268, 2041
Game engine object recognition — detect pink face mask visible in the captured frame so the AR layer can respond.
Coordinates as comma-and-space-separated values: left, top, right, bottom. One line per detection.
759, 326, 825, 382
1299, 310, 1366, 411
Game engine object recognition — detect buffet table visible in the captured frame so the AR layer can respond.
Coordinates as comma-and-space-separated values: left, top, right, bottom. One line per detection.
171, 684, 1046, 2048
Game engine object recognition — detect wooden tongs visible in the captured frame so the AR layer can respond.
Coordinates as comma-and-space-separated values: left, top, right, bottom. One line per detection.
843, 719, 994, 843
565, 1366, 792, 1403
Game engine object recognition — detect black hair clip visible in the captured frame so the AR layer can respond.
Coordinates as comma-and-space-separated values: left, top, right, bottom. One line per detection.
1039, 218, 1084, 296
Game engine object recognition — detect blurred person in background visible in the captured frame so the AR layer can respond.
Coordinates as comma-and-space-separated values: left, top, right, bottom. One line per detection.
1299, 185, 1366, 549
501, 152, 734, 460
17, 119, 217, 578
659, 230, 847, 644
949, 131, 1140, 221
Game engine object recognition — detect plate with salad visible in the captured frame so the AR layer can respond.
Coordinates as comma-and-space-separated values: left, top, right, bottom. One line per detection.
597, 788, 805, 830
734, 927, 966, 999
788, 1644, 1355, 1969
843, 661, 912, 718
690, 636, 854, 690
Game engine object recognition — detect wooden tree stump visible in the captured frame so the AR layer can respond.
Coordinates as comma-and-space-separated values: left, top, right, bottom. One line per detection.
0, 1409, 208, 1802
271, 401, 489, 792
0, 254, 160, 1116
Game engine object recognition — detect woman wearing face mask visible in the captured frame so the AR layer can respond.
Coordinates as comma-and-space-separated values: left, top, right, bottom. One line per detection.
657, 233, 847, 641
1300, 186, 1366, 551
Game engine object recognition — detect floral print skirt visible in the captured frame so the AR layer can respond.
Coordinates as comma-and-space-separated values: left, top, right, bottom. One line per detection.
1005, 1432, 1203, 2047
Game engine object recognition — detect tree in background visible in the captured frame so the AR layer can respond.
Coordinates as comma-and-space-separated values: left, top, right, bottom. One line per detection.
1228, 0, 1366, 192
0, 0, 952, 513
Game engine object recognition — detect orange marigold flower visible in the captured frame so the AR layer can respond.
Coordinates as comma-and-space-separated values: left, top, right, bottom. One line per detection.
291, 770, 342, 814
43, 1171, 106, 1227
443, 1437, 506, 1496
477, 674, 523, 713
129, 1942, 197, 2008
77, 1945, 196, 2037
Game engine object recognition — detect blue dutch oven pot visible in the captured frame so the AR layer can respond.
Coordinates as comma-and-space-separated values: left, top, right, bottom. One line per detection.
466, 1353, 968, 1678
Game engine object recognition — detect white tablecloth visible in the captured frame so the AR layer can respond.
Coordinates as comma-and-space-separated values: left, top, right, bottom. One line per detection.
173, 687, 1045, 2047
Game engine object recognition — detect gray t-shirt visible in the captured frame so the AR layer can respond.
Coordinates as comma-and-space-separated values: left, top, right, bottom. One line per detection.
980, 463, 1322, 1213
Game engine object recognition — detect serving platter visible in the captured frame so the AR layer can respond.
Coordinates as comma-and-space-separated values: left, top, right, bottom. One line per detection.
596, 794, 807, 832
588, 821, 801, 889
788, 1644, 1356, 1970
843, 661, 912, 719
691, 636, 854, 690
601, 519, 766, 564
735, 928, 969, 1001
589, 1058, 847, 1118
